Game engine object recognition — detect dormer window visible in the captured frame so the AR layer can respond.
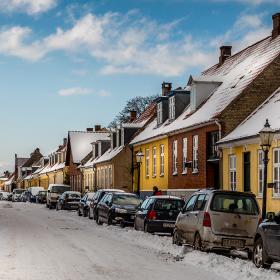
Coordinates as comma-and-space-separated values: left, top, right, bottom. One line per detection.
157, 102, 163, 124
98, 142, 102, 157
169, 96, 175, 120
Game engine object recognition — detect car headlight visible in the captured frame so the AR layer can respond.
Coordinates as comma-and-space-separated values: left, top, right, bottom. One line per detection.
115, 208, 127, 214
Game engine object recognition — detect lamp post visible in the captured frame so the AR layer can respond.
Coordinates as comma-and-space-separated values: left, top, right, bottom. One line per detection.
259, 119, 275, 220
135, 150, 144, 196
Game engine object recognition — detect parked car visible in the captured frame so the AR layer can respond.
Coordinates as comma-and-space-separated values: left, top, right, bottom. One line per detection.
56, 191, 81, 210
77, 192, 95, 217
88, 189, 125, 220
95, 192, 142, 227
134, 196, 184, 234
7, 193, 13, 201
46, 184, 71, 209
27, 186, 44, 203
20, 191, 29, 202
36, 190, 47, 203
0, 191, 10, 200
173, 190, 260, 256
253, 211, 280, 268
12, 189, 25, 202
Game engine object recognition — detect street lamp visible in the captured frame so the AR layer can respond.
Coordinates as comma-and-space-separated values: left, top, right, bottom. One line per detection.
135, 150, 144, 195
259, 119, 275, 220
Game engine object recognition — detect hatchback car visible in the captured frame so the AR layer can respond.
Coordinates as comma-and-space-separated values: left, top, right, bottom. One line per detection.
36, 190, 47, 203
46, 184, 71, 209
56, 191, 81, 210
173, 190, 260, 256
77, 192, 95, 217
253, 211, 280, 268
95, 192, 142, 227
12, 189, 25, 202
134, 196, 184, 234
88, 189, 125, 220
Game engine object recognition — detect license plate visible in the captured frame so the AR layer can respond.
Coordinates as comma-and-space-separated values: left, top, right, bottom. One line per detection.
163, 223, 174, 228
222, 239, 245, 248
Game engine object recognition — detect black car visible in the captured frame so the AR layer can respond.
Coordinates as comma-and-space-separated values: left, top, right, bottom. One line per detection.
36, 191, 47, 203
95, 192, 142, 227
88, 189, 124, 220
253, 211, 280, 268
77, 192, 95, 217
134, 196, 184, 234
56, 191, 81, 210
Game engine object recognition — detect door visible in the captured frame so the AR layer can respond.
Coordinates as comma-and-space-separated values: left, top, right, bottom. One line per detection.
243, 152, 251, 192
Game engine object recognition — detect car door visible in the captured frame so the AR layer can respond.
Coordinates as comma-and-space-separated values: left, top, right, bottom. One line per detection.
103, 194, 113, 221
135, 199, 150, 230
176, 195, 198, 242
98, 194, 109, 220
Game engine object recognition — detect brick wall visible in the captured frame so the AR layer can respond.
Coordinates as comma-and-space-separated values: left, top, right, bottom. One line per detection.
168, 123, 219, 189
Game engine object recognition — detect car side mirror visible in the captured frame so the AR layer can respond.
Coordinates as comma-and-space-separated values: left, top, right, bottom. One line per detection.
266, 212, 275, 221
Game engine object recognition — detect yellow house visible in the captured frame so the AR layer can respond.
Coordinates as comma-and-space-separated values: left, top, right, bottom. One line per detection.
219, 88, 280, 213
133, 137, 169, 195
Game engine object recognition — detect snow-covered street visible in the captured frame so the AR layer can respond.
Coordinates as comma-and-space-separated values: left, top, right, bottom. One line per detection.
0, 201, 279, 280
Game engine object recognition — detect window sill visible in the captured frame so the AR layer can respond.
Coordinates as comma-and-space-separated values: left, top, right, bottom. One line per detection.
272, 196, 280, 199
152, 175, 156, 178
146, 175, 149, 179
181, 171, 187, 175
172, 172, 178, 176
159, 173, 164, 177
192, 170, 198, 174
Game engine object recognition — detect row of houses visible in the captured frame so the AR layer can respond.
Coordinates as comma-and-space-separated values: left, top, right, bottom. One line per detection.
2, 12, 280, 212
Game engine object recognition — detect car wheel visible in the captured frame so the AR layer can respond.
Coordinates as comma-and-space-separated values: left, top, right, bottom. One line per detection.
194, 233, 202, 251
107, 215, 113, 225
61, 204, 64, 210
77, 208, 82, 216
134, 221, 138, 231
83, 208, 88, 217
96, 213, 103, 225
88, 209, 93, 220
173, 229, 182, 246
56, 204, 59, 211
253, 238, 272, 269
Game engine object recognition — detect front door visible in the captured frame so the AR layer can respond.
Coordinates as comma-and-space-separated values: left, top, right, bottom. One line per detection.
243, 152, 251, 192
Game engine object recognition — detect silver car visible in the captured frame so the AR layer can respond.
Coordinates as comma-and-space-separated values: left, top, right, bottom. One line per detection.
173, 190, 261, 256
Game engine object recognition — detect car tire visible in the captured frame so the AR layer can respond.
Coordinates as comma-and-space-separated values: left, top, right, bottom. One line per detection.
83, 208, 88, 217
77, 208, 82, 216
134, 221, 138, 231
173, 229, 182, 246
194, 233, 203, 251
107, 215, 113, 226
56, 204, 59, 211
88, 209, 93, 220
96, 213, 103, 225
253, 238, 272, 269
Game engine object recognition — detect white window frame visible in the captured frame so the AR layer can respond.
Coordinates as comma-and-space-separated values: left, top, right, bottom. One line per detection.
229, 155, 237, 191
169, 96, 175, 120
273, 148, 280, 197
182, 138, 187, 174
152, 147, 156, 177
145, 149, 150, 177
192, 135, 198, 173
157, 102, 163, 124
258, 150, 264, 197
160, 145, 164, 176
172, 140, 178, 175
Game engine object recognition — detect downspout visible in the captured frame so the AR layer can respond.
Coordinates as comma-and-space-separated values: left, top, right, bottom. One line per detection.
129, 144, 134, 193
214, 119, 223, 189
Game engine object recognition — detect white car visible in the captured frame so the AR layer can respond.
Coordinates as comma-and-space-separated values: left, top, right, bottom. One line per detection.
12, 189, 25, 202
46, 184, 71, 209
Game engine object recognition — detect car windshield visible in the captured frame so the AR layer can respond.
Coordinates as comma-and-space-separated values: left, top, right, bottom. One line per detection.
14, 189, 24, 194
211, 193, 259, 215
113, 194, 141, 206
154, 199, 184, 211
67, 193, 80, 198
51, 186, 70, 194
38, 191, 47, 197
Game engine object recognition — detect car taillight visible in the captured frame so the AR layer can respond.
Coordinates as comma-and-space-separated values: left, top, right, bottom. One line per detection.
147, 210, 157, 220
203, 212, 211, 228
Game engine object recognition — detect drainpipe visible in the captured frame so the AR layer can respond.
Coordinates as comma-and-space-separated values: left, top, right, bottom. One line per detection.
129, 144, 134, 193
214, 119, 223, 189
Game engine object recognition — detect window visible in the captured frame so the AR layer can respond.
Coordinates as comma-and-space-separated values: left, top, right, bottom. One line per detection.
192, 135, 198, 173
229, 155, 237, 191
157, 102, 163, 124
182, 138, 187, 174
145, 149, 150, 177
207, 131, 219, 159
184, 195, 197, 212
172, 140, 178, 174
258, 150, 264, 196
152, 147, 156, 177
193, 194, 207, 211
273, 149, 280, 197
109, 166, 112, 186
169, 96, 175, 120
160, 145, 164, 175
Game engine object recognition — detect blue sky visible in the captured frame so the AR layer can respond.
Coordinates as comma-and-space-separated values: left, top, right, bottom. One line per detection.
0, 0, 279, 173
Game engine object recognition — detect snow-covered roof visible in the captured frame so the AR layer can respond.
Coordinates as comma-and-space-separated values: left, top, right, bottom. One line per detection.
5, 175, 14, 186
219, 87, 280, 144
94, 146, 125, 165
131, 35, 280, 145
69, 131, 110, 163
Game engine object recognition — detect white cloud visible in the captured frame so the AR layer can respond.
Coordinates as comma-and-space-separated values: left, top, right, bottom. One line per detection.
0, 0, 57, 15
58, 87, 93, 97
212, 0, 280, 5
98, 90, 111, 97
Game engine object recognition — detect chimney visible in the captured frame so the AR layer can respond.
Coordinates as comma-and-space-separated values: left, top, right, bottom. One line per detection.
219, 46, 232, 65
63, 138, 67, 146
161, 82, 172, 96
86, 128, 94, 132
272, 13, 280, 38
129, 110, 137, 122
95, 125, 101, 132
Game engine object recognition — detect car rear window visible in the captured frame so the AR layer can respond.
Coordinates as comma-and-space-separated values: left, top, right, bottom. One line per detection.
154, 199, 184, 211
113, 194, 141, 206
210, 193, 259, 215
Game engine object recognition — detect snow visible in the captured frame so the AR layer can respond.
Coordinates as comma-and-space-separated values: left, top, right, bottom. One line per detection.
69, 131, 110, 163
0, 201, 279, 280
94, 146, 125, 164
131, 35, 280, 145
219, 87, 280, 144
